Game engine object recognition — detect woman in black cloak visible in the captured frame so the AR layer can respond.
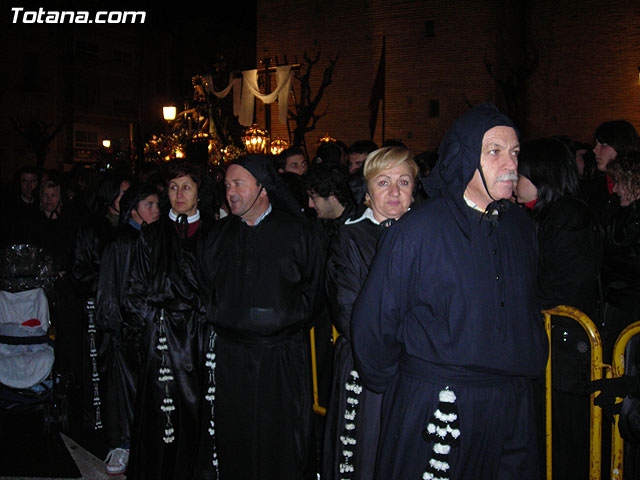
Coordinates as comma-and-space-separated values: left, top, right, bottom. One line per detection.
322, 147, 418, 479
514, 138, 602, 480
124, 162, 214, 480
96, 183, 160, 475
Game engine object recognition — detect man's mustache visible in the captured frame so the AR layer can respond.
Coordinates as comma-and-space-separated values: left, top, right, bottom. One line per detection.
497, 172, 518, 182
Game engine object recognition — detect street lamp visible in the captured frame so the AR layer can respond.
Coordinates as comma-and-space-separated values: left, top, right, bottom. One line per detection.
163, 106, 177, 121
102, 139, 111, 148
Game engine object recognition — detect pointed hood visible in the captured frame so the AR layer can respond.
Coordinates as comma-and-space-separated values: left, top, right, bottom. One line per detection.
422, 103, 518, 237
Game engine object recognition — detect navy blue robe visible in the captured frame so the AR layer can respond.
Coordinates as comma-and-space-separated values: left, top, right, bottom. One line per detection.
351, 104, 548, 479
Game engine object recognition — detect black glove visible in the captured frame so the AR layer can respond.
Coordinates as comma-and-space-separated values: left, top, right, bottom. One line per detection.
587, 375, 640, 422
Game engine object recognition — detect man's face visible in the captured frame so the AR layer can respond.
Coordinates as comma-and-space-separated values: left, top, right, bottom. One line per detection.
348, 152, 367, 173
308, 191, 342, 219
225, 164, 264, 218
284, 154, 308, 176
134, 194, 160, 224
168, 175, 198, 216
20, 173, 38, 200
464, 126, 519, 210
594, 141, 617, 172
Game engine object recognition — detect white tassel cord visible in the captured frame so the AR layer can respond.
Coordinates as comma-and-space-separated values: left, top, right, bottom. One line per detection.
157, 309, 175, 443
338, 369, 362, 479
205, 330, 219, 478
422, 387, 460, 480
86, 299, 102, 430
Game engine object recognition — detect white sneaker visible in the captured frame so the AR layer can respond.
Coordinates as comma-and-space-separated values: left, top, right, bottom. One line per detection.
105, 447, 129, 475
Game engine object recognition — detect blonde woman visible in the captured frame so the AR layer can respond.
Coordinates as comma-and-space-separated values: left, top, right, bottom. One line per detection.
323, 147, 418, 479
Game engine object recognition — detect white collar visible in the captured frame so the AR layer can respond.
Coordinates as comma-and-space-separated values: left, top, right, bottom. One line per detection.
168, 209, 201, 223
345, 207, 382, 225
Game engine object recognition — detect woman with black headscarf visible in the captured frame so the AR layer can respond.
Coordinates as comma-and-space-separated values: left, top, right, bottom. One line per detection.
124, 161, 214, 480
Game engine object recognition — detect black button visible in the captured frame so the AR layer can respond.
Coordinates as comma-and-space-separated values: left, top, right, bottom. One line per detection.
496, 276, 500, 281
500, 301, 504, 307
492, 249, 497, 255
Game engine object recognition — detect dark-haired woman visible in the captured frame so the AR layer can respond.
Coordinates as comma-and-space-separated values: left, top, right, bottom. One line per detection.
601, 150, 640, 358
585, 120, 639, 229
124, 162, 214, 480
592, 149, 640, 479
514, 137, 602, 480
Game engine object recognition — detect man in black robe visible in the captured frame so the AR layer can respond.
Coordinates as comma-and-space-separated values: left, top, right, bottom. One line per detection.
351, 104, 548, 479
200, 154, 325, 479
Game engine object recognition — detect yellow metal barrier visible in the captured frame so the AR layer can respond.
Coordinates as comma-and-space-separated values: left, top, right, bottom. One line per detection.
309, 327, 327, 415
609, 320, 640, 480
543, 306, 607, 480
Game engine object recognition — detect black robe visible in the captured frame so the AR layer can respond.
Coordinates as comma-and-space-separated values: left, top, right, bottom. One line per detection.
124, 215, 213, 480
95, 222, 141, 449
200, 208, 325, 480
322, 210, 384, 480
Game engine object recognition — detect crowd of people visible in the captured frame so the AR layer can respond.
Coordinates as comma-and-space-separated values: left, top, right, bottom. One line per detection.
2, 102, 640, 479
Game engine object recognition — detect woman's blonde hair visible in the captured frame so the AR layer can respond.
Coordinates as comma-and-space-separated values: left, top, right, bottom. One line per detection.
363, 146, 418, 183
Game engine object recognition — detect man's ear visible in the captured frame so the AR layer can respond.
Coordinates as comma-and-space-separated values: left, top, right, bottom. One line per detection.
278, 168, 284, 174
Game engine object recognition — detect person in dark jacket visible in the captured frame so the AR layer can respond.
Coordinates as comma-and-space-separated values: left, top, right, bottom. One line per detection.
72, 174, 131, 298
2, 165, 40, 247
514, 137, 602, 480
322, 146, 418, 479
96, 183, 160, 475
588, 149, 640, 479
70, 173, 131, 431
351, 103, 548, 479
585, 120, 639, 229
124, 162, 214, 480
199, 154, 325, 479
597, 148, 640, 359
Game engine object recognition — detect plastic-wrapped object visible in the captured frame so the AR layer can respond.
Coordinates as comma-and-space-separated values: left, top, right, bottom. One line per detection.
0, 244, 60, 293
0, 288, 54, 390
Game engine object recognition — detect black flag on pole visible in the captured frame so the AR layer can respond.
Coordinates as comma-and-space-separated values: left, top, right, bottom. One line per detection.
369, 37, 386, 141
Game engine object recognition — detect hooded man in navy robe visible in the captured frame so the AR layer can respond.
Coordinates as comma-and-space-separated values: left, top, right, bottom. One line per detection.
351, 104, 548, 479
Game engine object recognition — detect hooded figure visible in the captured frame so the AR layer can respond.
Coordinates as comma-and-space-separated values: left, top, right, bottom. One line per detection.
96, 183, 160, 475
351, 104, 548, 479
199, 154, 325, 479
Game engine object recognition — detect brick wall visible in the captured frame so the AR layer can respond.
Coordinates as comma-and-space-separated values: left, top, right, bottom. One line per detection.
257, 0, 640, 153
257, 0, 502, 156
526, 0, 640, 143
